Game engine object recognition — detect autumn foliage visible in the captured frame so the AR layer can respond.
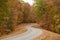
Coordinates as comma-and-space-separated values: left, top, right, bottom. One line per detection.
0, 0, 23, 36
0, 0, 60, 36
35, 0, 60, 34
0, 0, 36, 36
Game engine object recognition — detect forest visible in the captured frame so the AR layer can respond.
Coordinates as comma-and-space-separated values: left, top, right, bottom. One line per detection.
0, 0, 60, 36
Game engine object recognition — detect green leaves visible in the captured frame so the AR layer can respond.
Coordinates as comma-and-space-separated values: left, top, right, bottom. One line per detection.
35, 0, 45, 19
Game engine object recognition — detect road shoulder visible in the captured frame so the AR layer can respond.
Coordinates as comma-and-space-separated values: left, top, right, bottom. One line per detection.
34, 29, 60, 40
0, 24, 27, 39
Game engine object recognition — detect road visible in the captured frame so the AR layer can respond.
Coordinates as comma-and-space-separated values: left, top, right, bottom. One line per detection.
1, 23, 43, 40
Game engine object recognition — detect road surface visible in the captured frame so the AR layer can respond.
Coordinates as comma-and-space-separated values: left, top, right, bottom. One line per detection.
1, 23, 43, 40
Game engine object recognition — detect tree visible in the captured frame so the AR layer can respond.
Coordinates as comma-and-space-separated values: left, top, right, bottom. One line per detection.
35, 0, 60, 34
16, 1, 24, 24
34, 0, 45, 23
22, 3, 31, 23
0, 0, 22, 36
44, 0, 60, 33
0, 0, 9, 36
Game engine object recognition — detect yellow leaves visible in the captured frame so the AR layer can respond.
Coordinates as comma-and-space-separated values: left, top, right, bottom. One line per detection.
53, 15, 59, 19
55, 25, 60, 33
36, 0, 60, 34
50, 24, 55, 31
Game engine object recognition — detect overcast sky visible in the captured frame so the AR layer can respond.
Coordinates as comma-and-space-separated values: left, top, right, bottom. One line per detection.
23, 0, 34, 5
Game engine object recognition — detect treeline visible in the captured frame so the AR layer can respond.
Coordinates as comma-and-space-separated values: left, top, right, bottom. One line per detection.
0, 0, 36, 36
0, 0, 60, 36
34, 0, 60, 34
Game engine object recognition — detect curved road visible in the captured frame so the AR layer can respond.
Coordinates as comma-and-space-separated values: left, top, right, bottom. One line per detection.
1, 23, 43, 40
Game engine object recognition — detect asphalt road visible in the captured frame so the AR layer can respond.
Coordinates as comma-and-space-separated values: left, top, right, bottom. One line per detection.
1, 23, 43, 40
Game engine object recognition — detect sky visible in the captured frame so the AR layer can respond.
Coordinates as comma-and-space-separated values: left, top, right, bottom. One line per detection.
23, 0, 34, 5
